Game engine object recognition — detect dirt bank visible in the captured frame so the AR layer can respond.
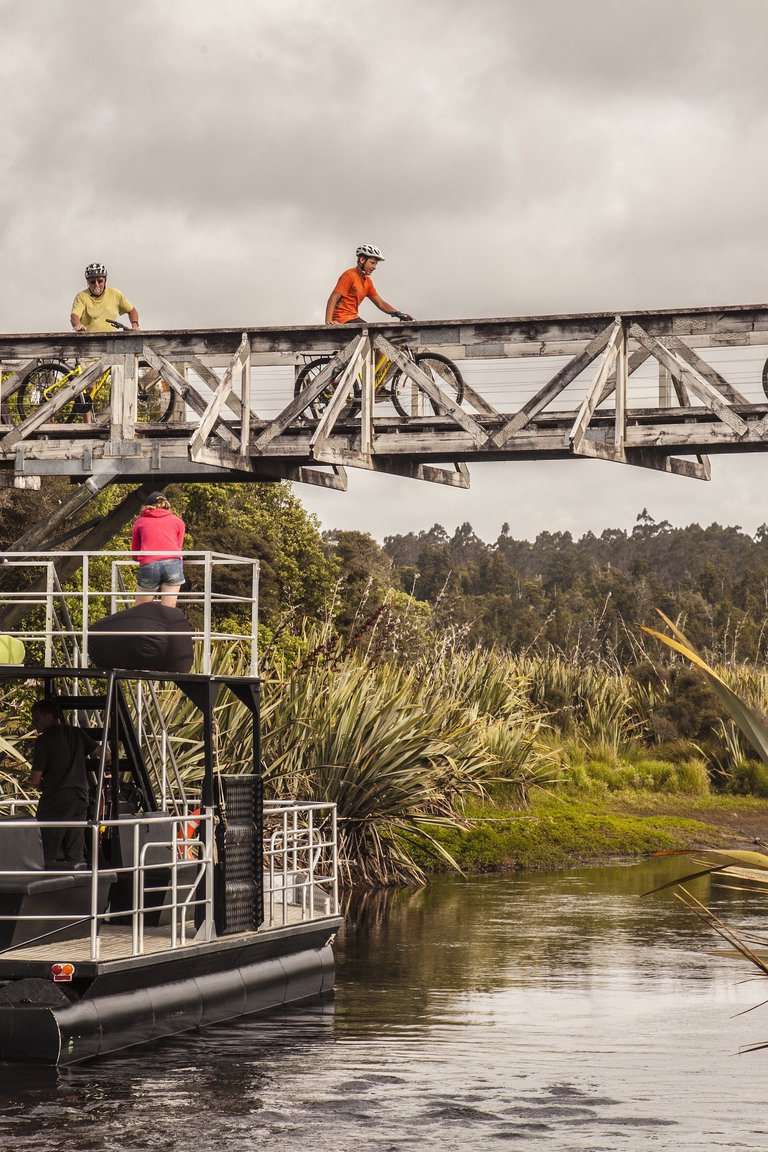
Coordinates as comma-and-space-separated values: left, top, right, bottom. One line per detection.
607, 793, 768, 852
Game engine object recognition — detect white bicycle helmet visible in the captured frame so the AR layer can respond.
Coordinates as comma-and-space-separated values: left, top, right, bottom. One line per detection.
355, 244, 385, 261
84, 262, 108, 280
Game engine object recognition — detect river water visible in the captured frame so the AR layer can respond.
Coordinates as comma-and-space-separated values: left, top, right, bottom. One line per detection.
0, 858, 765, 1151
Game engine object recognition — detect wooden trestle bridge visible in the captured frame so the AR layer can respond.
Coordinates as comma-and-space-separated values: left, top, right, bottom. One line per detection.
2, 303, 768, 552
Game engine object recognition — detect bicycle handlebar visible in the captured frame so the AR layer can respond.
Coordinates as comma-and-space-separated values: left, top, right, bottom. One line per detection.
106, 319, 129, 331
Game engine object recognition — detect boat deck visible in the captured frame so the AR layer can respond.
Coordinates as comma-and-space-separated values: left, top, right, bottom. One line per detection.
0, 903, 338, 976
1, 904, 321, 965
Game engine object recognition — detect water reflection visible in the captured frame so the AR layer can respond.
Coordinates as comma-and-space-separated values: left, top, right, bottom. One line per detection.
1, 860, 766, 1151
339, 857, 764, 1013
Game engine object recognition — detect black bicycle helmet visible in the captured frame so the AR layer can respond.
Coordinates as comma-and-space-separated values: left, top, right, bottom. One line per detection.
84, 262, 108, 280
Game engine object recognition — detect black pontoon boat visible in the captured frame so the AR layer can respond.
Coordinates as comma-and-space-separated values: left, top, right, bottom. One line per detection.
0, 550, 341, 1064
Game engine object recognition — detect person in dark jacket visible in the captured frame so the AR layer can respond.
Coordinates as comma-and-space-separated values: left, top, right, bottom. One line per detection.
131, 492, 186, 608
30, 700, 108, 869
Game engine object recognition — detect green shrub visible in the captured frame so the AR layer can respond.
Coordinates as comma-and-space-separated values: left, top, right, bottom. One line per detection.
724, 759, 768, 798
669, 757, 711, 795
548, 739, 710, 796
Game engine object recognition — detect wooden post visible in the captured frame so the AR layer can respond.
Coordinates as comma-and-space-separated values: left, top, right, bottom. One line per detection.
614, 322, 627, 452
359, 334, 374, 458
569, 318, 622, 452
170, 362, 188, 422
309, 336, 367, 455
240, 334, 251, 452
111, 354, 138, 439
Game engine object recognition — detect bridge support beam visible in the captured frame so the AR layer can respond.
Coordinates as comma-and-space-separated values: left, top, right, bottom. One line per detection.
1, 306, 768, 492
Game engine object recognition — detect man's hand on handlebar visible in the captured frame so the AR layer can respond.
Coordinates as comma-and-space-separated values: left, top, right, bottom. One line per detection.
72, 319, 141, 333
395, 311, 414, 322
106, 319, 140, 332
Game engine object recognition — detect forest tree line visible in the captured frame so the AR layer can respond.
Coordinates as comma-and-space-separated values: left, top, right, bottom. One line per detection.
3, 482, 768, 668
381, 508, 768, 664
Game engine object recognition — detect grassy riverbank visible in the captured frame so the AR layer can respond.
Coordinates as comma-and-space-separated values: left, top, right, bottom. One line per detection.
417, 789, 768, 873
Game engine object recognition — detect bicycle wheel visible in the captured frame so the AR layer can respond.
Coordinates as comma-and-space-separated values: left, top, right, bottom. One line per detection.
391, 352, 465, 418
16, 361, 75, 422
83, 369, 112, 422
294, 357, 361, 419
762, 356, 768, 401
0, 371, 22, 424
137, 364, 174, 422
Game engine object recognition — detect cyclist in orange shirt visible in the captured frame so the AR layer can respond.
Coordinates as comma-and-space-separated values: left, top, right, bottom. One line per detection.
325, 244, 413, 326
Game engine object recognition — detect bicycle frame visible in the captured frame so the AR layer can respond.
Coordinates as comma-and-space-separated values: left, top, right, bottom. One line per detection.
294, 337, 466, 422
38, 362, 111, 409
372, 349, 398, 393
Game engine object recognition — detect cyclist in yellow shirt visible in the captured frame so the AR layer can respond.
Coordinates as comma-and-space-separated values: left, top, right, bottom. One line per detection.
70, 263, 141, 333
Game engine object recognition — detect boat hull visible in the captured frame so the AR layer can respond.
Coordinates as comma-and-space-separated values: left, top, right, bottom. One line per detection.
0, 919, 340, 1065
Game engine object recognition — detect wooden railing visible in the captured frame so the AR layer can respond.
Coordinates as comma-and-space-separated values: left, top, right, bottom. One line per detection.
2, 305, 768, 493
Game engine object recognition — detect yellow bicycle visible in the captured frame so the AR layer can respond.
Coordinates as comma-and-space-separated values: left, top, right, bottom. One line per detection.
294, 343, 465, 420
10, 323, 173, 424
10, 357, 173, 425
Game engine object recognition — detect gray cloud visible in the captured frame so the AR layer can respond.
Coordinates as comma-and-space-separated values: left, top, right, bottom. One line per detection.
2, 0, 767, 538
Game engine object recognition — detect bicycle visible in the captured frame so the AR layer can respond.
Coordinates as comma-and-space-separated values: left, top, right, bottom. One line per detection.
294, 341, 465, 420
9, 321, 174, 424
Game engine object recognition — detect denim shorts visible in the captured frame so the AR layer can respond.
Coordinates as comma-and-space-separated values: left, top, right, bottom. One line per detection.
137, 558, 185, 591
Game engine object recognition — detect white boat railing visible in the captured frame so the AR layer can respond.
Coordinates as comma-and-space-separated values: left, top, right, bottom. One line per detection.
262, 800, 339, 925
0, 549, 260, 675
0, 811, 215, 962
113, 811, 215, 956
0, 798, 34, 817
0, 800, 339, 962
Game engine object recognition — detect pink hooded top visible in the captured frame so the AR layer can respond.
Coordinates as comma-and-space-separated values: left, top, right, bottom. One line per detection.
131, 507, 186, 566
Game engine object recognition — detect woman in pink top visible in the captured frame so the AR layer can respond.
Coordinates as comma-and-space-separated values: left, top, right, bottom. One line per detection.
131, 492, 186, 607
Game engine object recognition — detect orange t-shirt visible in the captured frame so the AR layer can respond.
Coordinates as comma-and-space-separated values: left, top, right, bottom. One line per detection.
331, 267, 377, 323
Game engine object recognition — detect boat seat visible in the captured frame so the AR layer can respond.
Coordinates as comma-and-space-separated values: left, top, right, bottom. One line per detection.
0, 873, 108, 897
0, 820, 117, 948
0, 819, 46, 875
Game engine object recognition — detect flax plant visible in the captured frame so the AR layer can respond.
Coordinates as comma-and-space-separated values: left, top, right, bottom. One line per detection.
261, 650, 497, 886
521, 652, 647, 754
642, 609, 768, 1043
646, 846, 768, 1050
260, 630, 554, 886
641, 610, 768, 767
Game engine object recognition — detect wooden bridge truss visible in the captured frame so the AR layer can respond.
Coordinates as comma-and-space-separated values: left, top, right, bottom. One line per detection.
2, 303, 768, 546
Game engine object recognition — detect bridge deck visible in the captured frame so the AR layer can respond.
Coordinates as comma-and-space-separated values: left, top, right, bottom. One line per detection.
2, 306, 768, 500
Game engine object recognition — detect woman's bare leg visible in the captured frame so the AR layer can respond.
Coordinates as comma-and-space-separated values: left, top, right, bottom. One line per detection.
159, 584, 181, 608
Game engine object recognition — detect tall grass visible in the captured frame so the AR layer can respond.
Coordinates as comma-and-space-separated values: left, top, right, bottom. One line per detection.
259, 634, 554, 885
5, 615, 763, 887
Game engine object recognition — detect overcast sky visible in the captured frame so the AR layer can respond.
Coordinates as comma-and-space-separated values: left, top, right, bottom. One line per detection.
3, 0, 768, 542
